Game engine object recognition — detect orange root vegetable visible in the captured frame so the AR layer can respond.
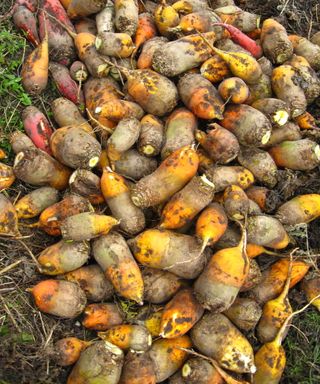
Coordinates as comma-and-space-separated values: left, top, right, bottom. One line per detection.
142, 268, 184, 304
82, 303, 123, 331
194, 227, 249, 312
191, 312, 256, 373
50, 126, 101, 169
294, 111, 317, 130
93, 232, 144, 303
54, 337, 91, 366
200, 54, 231, 83
138, 114, 164, 157
95, 99, 144, 122
74, 18, 98, 34
131, 146, 199, 208
62, 264, 114, 302
149, 336, 192, 382
96, 1, 115, 34
160, 174, 215, 229
119, 351, 156, 384
22, 106, 53, 155
301, 276, 320, 311
98, 324, 152, 352
30, 280, 86, 318
69, 60, 88, 82
251, 98, 291, 127
245, 244, 278, 259
161, 108, 197, 159
271, 65, 307, 117
251, 258, 310, 305
172, 0, 211, 13
196, 124, 240, 164
39, 194, 92, 236
38, 239, 90, 275
223, 184, 249, 220
262, 122, 302, 147
137, 36, 169, 69
69, 169, 104, 205
13, 6, 39, 46
154, 1, 180, 37
101, 168, 145, 234
0, 163, 15, 191
0, 194, 19, 236
133, 12, 157, 56
67, 0, 109, 18
205, 165, 255, 192
181, 357, 224, 384
223, 297, 262, 332
114, 149, 157, 180
67, 341, 124, 384
160, 288, 204, 338
178, 73, 224, 120
214, 5, 260, 33
114, 0, 139, 36
197, 148, 214, 171
245, 186, 281, 213
129, 228, 207, 279
15, 187, 59, 219
95, 31, 134, 57
289, 35, 320, 70
240, 258, 262, 292
170, 10, 220, 35
218, 77, 250, 104
246, 73, 272, 104
0, 149, 6, 160
268, 139, 320, 171
13, 149, 71, 190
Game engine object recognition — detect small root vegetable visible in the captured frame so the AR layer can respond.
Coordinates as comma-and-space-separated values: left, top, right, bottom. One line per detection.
22, 106, 53, 154
30, 280, 86, 318
214, 5, 260, 33
205, 165, 255, 192
95, 99, 144, 122
200, 54, 231, 83
246, 73, 272, 104
54, 337, 91, 366
62, 264, 114, 302
301, 277, 320, 312
0, 194, 19, 236
181, 357, 223, 384
67, 0, 109, 18
245, 186, 281, 213
149, 336, 192, 382
262, 122, 302, 147
69, 60, 88, 82
289, 35, 320, 70
114, 0, 139, 36
13, 5, 39, 46
218, 77, 250, 104
69, 169, 104, 205
133, 12, 157, 57
223, 184, 249, 220
251, 98, 290, 127
93, 232, 144, 303
67, 341, 124, 384
240, 258, 262, 292
129, 228, 207, 279
82, 303, 123, 331
154, 1, 180, 37
138, 114, 164, 157
191, 312, 256, 373
268, 139, 320, 171
0, 163, 15, 191
96, 1, 115, 34
95, 31, 134, 57
119, 351, 156, 384
294, 111, 317, 130
137, 36, 168, 69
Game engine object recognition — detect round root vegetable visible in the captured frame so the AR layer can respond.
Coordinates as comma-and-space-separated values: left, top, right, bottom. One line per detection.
138, 115, 164, 157
67, 341, 124, 384
248, 199, 262, 215
160, 174, 215, 229
149, 336, 192, 382
240, 258, 262, 292
182, 357, 223, 384
133, 12, 157, 57
38, 240, 90, 275
137, 36, 169, 69
200, 55, 231, 83
98, 324, 152, 352
96, 1, 115, 34
160, 288, 204, 338
223, 184, 249, 220
214, 5, 260, 33
250, 258, 310, 304
154, 1, 180, 37
194, 228, 249, 312
251, 98, 291, 127
260, 19, 293, 64
119, 351, 156, 384
69, 60, 88, 82
0, 163, 15, 191
30, 280, 86, 318
62, 264, 114, 302
95, 32, 134, 57
289, 35, 320, 70
13, 149, 71, 190
67, 0, 109, 18
93, 232, 144, 304
39, 194, 92, 236
114, 0, 139, 36
218, 77, 250, 104
82, 303, 123, 331
142, 268, 184, 304
131, 146, 199, 208
13, 6, 39, 46
178, 73, 224, 120
268, 139, 320, 171
101, 168, 145, 235
220, 104, 272, 147
95, 99, 144, 122
50, 127, 101, 169
301, 277, 320, 311
246, 73, 272, 104
205, 166, 254, 192
69, 169, 104, 205
161, 108, 197, 159
262, 122, 302, 147
191, 312, 256, 373
245, 186, 281, 213
0, 194, 19, 236
129, 229, 207, 279
54, 337, 91, 366
10, 131, 35, 154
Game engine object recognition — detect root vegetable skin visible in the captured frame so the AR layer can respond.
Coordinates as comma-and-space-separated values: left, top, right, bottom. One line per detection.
133, 12, 157, 55
137, 36, 168, 69
95, 32, 134, 57
69, 169, 104, 205
181, 357, 224, 384
223, 184, 249, 220
301, 277, 320, 311
96, 1, 115, 34
82, 303, 123, 331
119, 351, 156, 384
200, 54, 231, 83
114, 0, 139, 36
96, 99, 144, 122
10, 131, 35, 154
13, 6, 39, 46
262, 122, 302, 147
54, 337, 91, 366
74, 18, 98, 35
0, 163, 15, 191
251, 98, 290, 127
245, 186, 281, 213
240, 258, 262, 292
218, 76, 250, 104
0, 194, 19, 236
154, 1, 179, 37
214, 5, 260, 33
205, 165, 255, 192
289, 35, 320, 70
138, 115, 164, 157
67, 0, 109, 19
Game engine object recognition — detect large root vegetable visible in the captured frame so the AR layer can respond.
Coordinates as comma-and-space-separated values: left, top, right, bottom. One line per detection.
218, 76, 250, 104
82, 303, 123, 330
222, 184, 249, 220
200, 54, 231, 83
95, 31, 134, 57
251, 98, 290, 127
289, 35, 320, 70
262, 122, 302, 147
13, 6, 39, 46
10, 131, 35, 154
137, 36, 168, 69
214, 5, 260, 33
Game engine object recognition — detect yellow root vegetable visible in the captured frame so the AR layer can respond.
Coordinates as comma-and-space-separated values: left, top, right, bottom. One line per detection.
0, 194, 19, 236
0, 163, 15, 191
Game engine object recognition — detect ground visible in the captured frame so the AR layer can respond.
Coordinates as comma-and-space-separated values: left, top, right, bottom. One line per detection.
0, 0, 320, 383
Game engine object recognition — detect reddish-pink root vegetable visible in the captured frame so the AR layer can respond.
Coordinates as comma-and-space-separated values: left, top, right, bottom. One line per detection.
13, 6, 39, 46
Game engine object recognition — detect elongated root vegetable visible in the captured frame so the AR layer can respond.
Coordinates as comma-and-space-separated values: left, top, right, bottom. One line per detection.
67, 341, 124, 384
54, 337, 91, 366
119, 351, 156, 384
93, 232, 144, 303
101, 168, 145, 234
30, 280, 86, 318
22, 106, 53, 154
191, 312, 256, 373
82, 303, 123, 330
129, 229, 206, 279
69, 169, 103, 205
149, 336, 192, 382
214, 5, 260, 33
218, 76, 250, 104
95, 31, 134, 57
138, 114, 164, 157
0, 163, 15, 191
137, 36, 168, 69
301, 276, 320, 311
200, 55, 231, 83
289, 35, 320, 70
13, 6, 39, 46
114, 0, 139, 36
246, 186, 280, 213
133, 12, 157, 57
181, 357, 223, 384
98, 324, 152, 352
223, 184, 249, 220
0, 194, 19, 236
67, 0, 109, 18
13, 149, 71, 190
63, 264, 114, 302
205, 165, 255, 192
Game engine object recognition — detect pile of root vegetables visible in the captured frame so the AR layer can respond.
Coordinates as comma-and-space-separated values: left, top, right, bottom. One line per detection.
2, 0, 320, 382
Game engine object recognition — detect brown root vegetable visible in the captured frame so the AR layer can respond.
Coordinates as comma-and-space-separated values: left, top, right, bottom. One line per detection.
245, 186, 281, 213
138, 114, 164, 157
205, 165, 255, 192
142, 268, 184, 304
215, 37, 252, 55
67, 0, 109, 18
258, 56, 274, 76
181, 357, 223, 384
10, 131, 35, 154
218, 77, 250, 104
54, 337, 91, 366
223, 184, 249, 220
0, 163, 15, 191
311, 31, 320, 46
69, 60, 88, 82
214, 5, 260, 33
0, 194, 19, 236
30, 280, 86, 318
114, 0, 139, 36
82, 303, 123, 331
74, 18, 98, 34
200, 54, 232, 83
301, 276, 320, 312
251, 98, 291, 127
240, 258, 262, 292
262, 122, 302, 147
137, 36, 169, 70
191, 312, 256, 373
69, 169, 104, 205
169, 372, 185, 384
289, 35, 320, 70
246, 73, 272, 104
93, 232, 144, 304
95, 31, 134, 57
119, 351, 156, 384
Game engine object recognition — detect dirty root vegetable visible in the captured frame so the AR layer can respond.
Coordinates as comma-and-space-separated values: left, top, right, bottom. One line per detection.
149, 336, 192, 382
223, 184, 249, 220
191, 312, 256, 373
69, 169, 104, 205
0, 163, 15, 191
67, 341, 124, 384
101, 168, 145, 235
200, 55, 231, 83
205, 165, 254, 192
95, 31, 134, 57
82, 303, 123, 331
30, 280, 86, 318
119, 351, 156, 384
54, 337, 91, 366
263, 122, 302, 147
13, 6, 39, 46
170, 10, 220, 35
10, 133, 35, 154
67, 0, 109, 18
294, 111, 317, 130
214, 5, 260, 33
74, 17, 97, 34
218, 77, 250, 104
69, 60, 88, 82
246, 73, 272, 104
95, 99, 144, 122
289, 35, 320, 70
96, 1, 115, 34
240, 258, 262, 292
172, 0, 210, 13
137, 36, 168, 69
138, 115, 164, 157
154, 0, 180, 37
93, 232, 144, 304
301, 277, 320, 311
181, 357, 223, 384
133, 12, 157, 57
245, 186, 280, 213
114, 0, 139, 36
129, 228, 207, 279
251, 98, 290, 127
0, 194, 19, 236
